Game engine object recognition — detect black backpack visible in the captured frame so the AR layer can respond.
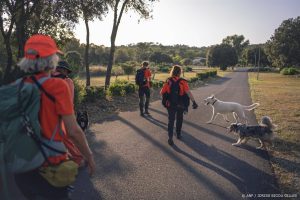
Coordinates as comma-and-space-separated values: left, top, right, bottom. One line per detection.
162, 78, 190, 109
135, 68, 145, 86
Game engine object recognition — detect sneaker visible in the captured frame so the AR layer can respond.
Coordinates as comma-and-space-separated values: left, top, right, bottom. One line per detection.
140, 112, 145, 117
144, 110, 150, 115
176, 134, 182, 140
168, 138, 174, 146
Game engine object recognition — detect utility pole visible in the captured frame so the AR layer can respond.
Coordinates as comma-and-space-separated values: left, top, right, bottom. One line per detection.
256, 47, 261, 80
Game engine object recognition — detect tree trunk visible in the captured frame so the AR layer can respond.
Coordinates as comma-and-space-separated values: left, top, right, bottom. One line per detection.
3, 37, 14, 84
105, 29, 117, 89
84, 17, 90, 87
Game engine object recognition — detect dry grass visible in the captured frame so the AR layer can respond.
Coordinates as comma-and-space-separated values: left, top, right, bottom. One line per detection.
248, 72, 300, 195
79, 72, 198, 86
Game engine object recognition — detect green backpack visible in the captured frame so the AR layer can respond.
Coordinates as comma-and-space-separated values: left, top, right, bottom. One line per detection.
0, 76, 66, 199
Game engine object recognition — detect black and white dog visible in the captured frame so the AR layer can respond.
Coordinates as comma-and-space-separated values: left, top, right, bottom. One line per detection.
76, 111, 89, 132
228, 116, 276, 149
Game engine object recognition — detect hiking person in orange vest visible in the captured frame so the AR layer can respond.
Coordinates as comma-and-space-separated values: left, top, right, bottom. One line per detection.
52, 61, 85, 167
160, 65, 198, 146
135, 61, 152, 116
14, 34, 95, 199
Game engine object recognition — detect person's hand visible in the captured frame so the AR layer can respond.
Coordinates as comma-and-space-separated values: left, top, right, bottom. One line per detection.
86, 154, 96, 176
192, 101, 198, 109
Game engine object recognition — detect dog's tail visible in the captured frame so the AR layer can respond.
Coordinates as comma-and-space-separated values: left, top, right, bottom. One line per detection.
261, 116, 277, 130
243, 103, 260, 111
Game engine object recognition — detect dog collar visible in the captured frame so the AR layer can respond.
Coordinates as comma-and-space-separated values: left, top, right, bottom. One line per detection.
212, 99, 217, 105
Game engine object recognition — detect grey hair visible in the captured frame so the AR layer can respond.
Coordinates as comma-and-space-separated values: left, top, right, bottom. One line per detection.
18, 54, 59, 73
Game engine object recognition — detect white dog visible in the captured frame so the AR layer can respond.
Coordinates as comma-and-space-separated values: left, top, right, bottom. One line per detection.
204, 95, 259, 124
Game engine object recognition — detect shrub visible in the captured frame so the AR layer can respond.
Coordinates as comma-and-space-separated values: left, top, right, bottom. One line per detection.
189, 77, 199, 83
196, 72, 209, 80
280, 67, 299, 75
151, 81, 164, 88
85, 86, 105, 102
184, 66, 193, 72
160, 66, 170, 73
108, 80, 137, 96
73, 79, 86, 108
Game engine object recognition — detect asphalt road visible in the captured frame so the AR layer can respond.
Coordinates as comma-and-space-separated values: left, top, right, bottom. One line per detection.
72, 71, 280, 200
8, 71, 280, 200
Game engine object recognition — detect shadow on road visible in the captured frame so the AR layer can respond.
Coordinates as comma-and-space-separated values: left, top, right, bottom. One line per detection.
147, 107, 280, 194
117, 115, 234, 200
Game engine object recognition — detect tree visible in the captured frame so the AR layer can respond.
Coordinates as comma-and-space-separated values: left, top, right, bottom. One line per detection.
242, 45, 270, 67
206, 44, 238, 70
0, 1, 18, 83
265, 17, 300, 68
104, 0, 158, 89
112, 66, 124, 80
222, 34, 249, 62
79, 0, 108, 86
149, 51, 173, 64
121, 63, 135, 80
65, 51, 83, 76
115, 48, 130, 63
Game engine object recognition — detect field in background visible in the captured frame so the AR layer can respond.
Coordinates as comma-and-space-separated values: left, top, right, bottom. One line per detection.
248, 72, 300, 194
79, 66, 228, 86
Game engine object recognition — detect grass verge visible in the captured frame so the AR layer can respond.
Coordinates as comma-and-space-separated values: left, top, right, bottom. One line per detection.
248, 72, 300, 195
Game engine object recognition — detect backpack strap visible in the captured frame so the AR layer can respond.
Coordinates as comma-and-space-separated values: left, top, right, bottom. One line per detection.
30, 76, 55, 102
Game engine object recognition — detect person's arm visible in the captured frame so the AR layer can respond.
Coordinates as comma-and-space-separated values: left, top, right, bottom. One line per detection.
62, 115, 96, 175
186, 90, 195, 102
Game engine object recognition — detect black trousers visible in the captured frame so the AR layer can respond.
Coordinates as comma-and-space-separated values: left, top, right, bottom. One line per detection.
138, 87, 150, 113
167, 106, 184, 139
14, 168, 70, 200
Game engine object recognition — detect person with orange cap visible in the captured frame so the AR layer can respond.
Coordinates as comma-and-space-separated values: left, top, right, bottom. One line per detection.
14, 34, 95, 199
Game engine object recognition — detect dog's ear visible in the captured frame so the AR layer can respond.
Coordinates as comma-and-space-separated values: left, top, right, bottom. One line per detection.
211, 95, 215, 99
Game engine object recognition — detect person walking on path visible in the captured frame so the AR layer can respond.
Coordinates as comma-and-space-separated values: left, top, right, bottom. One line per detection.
136, 61, 152, 116
14, 34, 95, 199
160, 65, 198, 146
52, 61, 85, 167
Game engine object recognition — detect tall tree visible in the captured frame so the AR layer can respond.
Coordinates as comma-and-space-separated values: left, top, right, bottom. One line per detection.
0, 1, 18, 83
206, 44, 238, 70
265, 17, 300, 68
222, 34, 249, 61
104, 0, 158, 89
79, 0, 108, 86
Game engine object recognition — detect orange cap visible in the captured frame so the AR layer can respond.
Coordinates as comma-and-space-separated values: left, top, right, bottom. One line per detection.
24, 34, 63, 59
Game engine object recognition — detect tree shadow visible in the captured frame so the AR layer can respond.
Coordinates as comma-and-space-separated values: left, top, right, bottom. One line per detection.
148, 107, 268, 158
179, 130, 280, 194
117, 115, 234, 200
71, 131, 135, 200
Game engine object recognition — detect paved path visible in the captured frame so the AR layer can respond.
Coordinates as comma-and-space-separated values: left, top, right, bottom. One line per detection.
72, 71, 279, 200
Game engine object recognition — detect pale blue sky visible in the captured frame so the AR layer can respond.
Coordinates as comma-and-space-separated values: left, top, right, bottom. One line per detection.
74, 0, 300, 47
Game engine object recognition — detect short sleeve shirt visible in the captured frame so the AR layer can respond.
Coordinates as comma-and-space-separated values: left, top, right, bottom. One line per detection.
25, 73, 74, 141
143, 68, 152, 88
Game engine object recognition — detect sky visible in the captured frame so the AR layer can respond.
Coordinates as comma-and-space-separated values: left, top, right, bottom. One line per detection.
74, 0, 300, 47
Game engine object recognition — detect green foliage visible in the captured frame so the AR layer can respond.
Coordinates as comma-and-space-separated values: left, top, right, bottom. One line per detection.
73, 79, 86, 108
107, 80, 137, 96
149, 51, 173, 64
196, 70, 217, 80
222, 34, 249, 59
280, 67, 299, 75
85, 86, 105, 102
121, 63, 135, 79
151, 81, 164, 88
184, 66, 193, 72
266, 17, 300, 68
65, 51, 83, 75
189, 77, 199, 83
206, 44, 238, 70
158, 66, 170, 73
112, 66, 125, 78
